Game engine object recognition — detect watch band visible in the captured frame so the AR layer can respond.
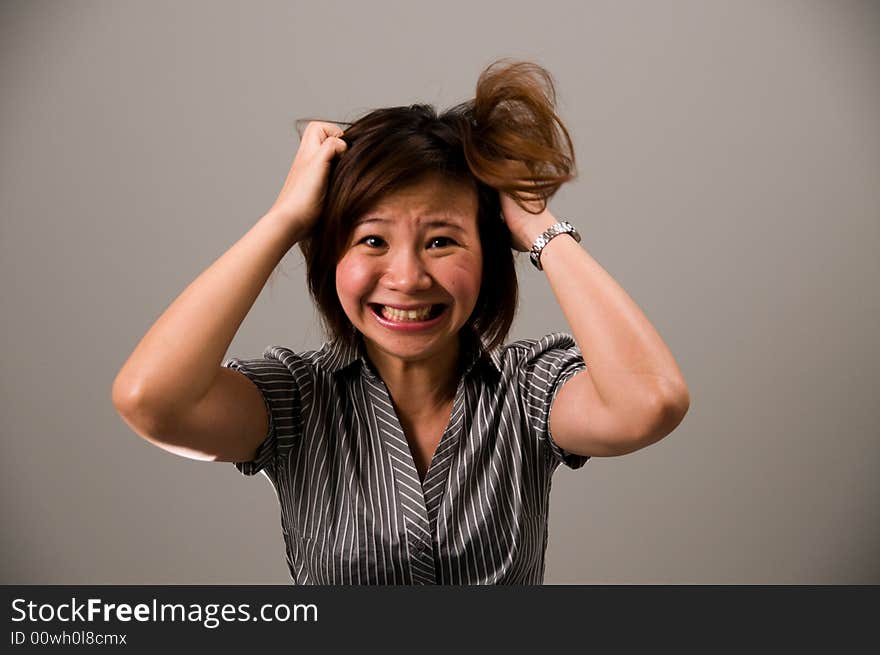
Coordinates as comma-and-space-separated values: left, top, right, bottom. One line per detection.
529, 220, 581, 270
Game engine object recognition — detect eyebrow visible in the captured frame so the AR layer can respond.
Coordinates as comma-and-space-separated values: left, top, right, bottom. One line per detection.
353, 216, 466, 232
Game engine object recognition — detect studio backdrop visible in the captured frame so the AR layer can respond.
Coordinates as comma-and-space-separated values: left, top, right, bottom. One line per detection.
1, 0, 877, 583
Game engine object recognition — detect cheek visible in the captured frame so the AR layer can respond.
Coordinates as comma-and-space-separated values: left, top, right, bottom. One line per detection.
335, 256, 375, 309
447, 255, 482, 305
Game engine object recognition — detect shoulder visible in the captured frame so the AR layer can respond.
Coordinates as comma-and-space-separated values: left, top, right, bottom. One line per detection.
223, 340, 364, 386
223, 345, 319, 383
496, 332, 582, 370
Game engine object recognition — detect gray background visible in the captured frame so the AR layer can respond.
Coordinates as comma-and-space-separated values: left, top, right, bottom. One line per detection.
1, 0, 877, 584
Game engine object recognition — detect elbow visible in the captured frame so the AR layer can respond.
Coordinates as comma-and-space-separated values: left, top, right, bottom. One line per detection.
112, 374, 139, 416
634, 380, 691, 449
111, 375, 174, 437
112, 373, 155, 418
661, 377, 690, 423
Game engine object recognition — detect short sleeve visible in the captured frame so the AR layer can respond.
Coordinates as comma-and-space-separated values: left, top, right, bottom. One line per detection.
515, 332, 591, 470
222, 346, 301, 478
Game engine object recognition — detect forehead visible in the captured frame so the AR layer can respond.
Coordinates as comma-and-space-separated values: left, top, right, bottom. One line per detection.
355, 174, 478, 228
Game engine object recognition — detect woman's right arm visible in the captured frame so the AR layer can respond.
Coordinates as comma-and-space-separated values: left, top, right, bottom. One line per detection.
112, 122, 347, 463
112, 211, 302, 462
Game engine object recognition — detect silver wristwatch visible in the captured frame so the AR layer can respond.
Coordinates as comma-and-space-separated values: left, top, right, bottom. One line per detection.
529, 220, 581, 270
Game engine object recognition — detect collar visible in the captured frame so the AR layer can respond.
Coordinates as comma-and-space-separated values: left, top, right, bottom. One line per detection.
315, 326, 504, 380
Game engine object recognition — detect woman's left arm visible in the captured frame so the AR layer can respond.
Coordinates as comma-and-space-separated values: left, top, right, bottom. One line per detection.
502, 196, 691, 456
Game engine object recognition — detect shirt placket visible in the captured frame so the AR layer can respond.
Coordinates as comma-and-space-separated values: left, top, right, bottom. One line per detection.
356, 334, 477, 585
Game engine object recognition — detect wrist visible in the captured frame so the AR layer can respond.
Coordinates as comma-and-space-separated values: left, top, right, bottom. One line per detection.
261, 209, 308, 248
515, 214, 558, 252
527, 219, 582, 271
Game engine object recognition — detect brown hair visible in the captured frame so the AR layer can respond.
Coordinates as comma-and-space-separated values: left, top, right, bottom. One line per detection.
298, 59, 576, 351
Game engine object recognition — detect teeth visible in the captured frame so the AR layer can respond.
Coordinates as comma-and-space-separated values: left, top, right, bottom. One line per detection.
381, 305, 433, 321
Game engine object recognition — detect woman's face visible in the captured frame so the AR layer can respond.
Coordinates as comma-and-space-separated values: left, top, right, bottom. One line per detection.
335, 173, 483, 367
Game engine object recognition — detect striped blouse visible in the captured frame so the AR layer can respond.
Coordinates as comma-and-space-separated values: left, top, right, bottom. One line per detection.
222, 327, 590, 585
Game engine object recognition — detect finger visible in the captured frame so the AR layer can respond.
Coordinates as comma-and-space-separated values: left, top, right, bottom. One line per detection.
304, 122, 345, 149
321, 136, 347, 158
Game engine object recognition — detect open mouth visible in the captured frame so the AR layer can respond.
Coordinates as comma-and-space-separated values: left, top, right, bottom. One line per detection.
368, 303, 447, 322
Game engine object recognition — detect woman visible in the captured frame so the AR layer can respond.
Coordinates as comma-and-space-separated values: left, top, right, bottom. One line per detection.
112, 60, 690, 584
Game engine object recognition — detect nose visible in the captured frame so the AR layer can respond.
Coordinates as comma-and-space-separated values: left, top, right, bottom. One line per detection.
383, 246, 432, 292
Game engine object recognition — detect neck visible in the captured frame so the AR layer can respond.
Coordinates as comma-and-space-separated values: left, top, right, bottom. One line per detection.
364, 334, 461, 418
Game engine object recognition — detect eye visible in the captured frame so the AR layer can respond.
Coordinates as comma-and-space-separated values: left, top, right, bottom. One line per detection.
428, 236, 456, 249
357, 236, 456, 249
359, 236, 386, 248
